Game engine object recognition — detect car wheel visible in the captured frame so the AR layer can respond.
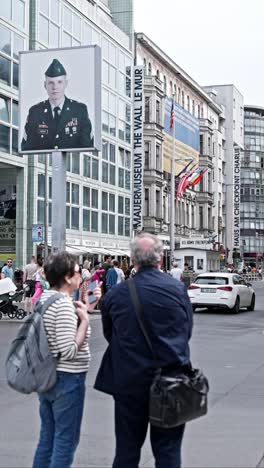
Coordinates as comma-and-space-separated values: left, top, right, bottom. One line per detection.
247, 294, 255, 312
230, 296, 240, 314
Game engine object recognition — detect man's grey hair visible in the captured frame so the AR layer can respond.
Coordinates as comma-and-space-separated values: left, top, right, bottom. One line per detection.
130, 233, 163, 267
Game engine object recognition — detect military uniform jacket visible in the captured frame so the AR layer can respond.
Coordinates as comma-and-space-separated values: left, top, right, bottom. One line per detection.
21, 96, 94, 151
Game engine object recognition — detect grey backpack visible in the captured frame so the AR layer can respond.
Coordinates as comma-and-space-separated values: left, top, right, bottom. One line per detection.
5, 293, 64, 394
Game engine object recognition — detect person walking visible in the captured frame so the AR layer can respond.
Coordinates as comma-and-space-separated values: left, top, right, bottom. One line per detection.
23, 255, 37, 313
0, 258, 14, 280
79, 260, 91, 303
113, 260, 125, 284
169, 262, 183, 281
94, 233, 193, 468
32, 252, 101, 468
31, 258, 45, 305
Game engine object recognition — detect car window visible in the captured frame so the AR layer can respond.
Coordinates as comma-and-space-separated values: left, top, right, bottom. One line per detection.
233, 275, 241, 285
194, 276, 228, 285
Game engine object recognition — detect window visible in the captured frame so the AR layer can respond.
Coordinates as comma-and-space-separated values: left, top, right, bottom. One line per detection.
118, 147, 131, 190
65, 181, 80, 230
156, 190, 161, 218
102, 89, 116, 137
82, 187, 98, 232
163, 75, 167, 95
148, 62, 152, 75
187, 96, 190, 112
199, 206, 204, 229
83, 154, 99, 180
118, 195, 130, 236
0, 94, 18, 154
61, 5, 81, 47
39, 0, 60, 47
119, 99, 131, 143
101, 191, 115, 234
145, 97, 150, 122
37, 173, 52, 225
119, 52, 131, 97
145, 141, 150, 169
156, 144, 161, 171
181, 91, 184, 108
200, 135, 204, 155
102, 141, 116, 185
144, 189, 149, 217
156, 100, 161, 125
0, 0, 25, 29
0, 24, 24, 90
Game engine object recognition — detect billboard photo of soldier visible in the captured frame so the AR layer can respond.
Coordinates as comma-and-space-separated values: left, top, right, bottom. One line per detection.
19, 46, 101, 153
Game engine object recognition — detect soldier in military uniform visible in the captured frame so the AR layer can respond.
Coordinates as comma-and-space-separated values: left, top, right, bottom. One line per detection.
21, 59, 94, 151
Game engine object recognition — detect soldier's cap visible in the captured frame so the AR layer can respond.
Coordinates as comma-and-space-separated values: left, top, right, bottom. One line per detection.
45, 59, 66, 77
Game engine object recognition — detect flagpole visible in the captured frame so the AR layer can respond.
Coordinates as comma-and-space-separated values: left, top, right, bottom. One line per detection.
170, 94, 176, 263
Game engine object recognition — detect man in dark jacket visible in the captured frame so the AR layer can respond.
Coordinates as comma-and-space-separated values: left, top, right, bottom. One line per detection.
94, 233, 193, 468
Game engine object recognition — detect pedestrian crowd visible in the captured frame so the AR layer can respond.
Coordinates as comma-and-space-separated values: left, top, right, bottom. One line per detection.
3, 233, 209, 468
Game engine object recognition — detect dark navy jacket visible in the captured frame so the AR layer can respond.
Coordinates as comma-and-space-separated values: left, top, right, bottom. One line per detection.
94, 266, 193, 396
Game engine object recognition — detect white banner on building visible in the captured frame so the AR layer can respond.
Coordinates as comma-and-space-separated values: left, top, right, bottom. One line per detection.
180, 238, 213, 250
233, 146, 241, 248
133, 66, 144, 231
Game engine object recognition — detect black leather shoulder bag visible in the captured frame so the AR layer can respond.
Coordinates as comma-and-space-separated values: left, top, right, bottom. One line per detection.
128, 278, 209, 429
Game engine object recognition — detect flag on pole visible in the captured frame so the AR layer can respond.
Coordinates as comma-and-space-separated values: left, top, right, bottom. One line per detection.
170, 98, 174, 130
176, 172, 190, 199
189, 167, 208, 187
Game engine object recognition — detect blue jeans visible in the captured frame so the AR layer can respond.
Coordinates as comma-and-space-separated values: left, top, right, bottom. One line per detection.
113, 393, 185, 468
33, 371, 86, 468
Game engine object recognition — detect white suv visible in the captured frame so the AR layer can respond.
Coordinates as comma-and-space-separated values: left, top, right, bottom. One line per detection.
188, 273, 255, 314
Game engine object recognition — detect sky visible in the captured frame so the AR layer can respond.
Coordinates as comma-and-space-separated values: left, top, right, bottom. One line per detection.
134, 0, 264, 106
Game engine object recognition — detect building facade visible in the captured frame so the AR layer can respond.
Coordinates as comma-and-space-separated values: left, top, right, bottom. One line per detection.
135, 33, 224, 271
204, 85, 244, 264
0, 0, 134, 267
241, 105, 264, 267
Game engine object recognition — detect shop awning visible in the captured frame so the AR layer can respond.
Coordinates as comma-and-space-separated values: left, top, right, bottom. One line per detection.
65, 245, 130, 257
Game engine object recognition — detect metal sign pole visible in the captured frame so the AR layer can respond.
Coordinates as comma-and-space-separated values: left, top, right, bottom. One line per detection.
51, 151, 66, 253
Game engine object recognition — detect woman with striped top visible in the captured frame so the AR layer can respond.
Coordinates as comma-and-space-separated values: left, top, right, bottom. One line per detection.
33, 252, 101, 468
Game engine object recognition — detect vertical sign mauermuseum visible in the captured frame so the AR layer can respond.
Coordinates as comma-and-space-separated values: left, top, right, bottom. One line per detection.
133, 66, 144, 231
233, 146, 241, 248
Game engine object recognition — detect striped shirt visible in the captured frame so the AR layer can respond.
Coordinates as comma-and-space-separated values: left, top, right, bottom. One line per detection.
40, 290, 91, 373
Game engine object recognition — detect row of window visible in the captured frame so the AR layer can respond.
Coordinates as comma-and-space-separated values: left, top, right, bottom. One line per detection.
143, 58, 204, 118
37, 149, 131, 190
37, 176, 131, 236
37, 3, 132, 88
241, 187, 264, 195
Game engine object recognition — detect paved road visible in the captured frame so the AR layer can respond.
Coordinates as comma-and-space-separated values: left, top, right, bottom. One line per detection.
0, 282, 264, 467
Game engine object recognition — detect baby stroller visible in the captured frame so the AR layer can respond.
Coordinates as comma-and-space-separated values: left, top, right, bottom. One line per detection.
0, 278, 28, 320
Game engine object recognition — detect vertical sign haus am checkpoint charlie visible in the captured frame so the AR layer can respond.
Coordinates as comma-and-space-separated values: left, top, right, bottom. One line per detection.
233, 146, 241, 248
133, 66, 144, 231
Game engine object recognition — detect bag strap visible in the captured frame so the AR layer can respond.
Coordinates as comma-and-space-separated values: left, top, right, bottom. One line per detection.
128, 279, 160, 367
37, 292, 65, 315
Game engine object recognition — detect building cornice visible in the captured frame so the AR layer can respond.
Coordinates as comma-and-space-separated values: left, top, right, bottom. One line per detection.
136, 32, 222, 114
